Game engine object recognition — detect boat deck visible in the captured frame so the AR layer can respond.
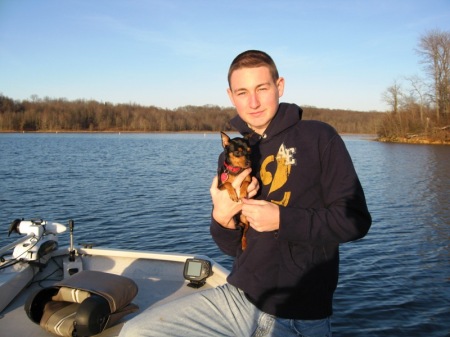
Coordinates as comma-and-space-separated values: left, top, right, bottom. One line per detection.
0, 247, 228, 337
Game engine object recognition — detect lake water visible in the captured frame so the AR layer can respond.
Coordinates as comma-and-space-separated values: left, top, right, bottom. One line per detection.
0, 133, 449, 336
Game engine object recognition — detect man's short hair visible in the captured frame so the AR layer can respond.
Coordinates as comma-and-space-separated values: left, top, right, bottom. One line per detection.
228, 50, 279, 88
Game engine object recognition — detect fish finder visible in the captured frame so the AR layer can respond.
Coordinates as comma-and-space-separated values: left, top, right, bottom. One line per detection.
183, 258, 212, 288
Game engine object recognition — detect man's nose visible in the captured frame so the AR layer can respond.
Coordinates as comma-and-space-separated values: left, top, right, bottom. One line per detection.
249, 92, 260, 108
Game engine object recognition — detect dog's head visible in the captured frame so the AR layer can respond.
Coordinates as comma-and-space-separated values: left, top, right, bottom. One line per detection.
220, 132, 251, 170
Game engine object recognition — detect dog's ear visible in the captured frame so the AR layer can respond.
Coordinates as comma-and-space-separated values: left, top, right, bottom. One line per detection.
220, 131, 230, 148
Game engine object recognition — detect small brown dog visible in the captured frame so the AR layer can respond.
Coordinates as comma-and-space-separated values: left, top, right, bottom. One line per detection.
218, 131, 252, 250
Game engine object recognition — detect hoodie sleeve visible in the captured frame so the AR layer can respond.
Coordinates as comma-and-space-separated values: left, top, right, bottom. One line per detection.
277, 134, 371, 244
210, 218, 242, 257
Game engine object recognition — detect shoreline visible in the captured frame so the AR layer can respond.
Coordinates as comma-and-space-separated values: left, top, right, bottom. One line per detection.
2, 131, 448, 145
377, 136, 450, 145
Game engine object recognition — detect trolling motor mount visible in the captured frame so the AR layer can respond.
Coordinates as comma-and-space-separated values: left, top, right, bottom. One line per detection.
6, 218, 67, 261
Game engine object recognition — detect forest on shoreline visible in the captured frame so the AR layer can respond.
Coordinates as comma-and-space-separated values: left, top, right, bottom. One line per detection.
3, 30, 450, 144
377, 29, 450, 145
2, 31, 450, 144
0, 94, 383, 135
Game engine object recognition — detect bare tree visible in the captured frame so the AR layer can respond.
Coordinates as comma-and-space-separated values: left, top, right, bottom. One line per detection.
405, 74, 429, 122
416, 29, 450, 121
382, 80, 403, 114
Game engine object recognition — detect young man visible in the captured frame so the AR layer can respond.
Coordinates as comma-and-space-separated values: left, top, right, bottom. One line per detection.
120, 50, 371, 337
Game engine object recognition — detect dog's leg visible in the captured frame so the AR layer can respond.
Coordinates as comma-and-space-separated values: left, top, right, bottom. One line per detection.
219, 182, 239, 202
239, 180, 250, 200
238, 176, 252, 249
239, 214, 249, 250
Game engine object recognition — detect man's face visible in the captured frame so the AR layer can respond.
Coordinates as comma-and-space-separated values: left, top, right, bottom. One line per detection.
227, 66, 284, 135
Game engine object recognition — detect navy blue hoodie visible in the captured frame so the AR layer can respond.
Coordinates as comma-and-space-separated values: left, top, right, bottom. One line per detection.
211, 103, 371, 319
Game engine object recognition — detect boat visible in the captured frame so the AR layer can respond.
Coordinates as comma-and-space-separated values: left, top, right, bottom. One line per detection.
0, 218, 229, 336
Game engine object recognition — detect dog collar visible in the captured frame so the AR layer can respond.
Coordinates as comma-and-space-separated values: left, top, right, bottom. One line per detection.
223, 161, 244, 174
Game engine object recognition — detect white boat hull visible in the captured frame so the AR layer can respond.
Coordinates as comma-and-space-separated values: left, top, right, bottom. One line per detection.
0, 246, 229, 336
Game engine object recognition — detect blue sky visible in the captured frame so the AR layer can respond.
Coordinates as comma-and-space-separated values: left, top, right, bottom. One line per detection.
1, 0, 449, 112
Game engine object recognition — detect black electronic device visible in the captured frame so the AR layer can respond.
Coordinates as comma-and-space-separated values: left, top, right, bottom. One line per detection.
183, 258, 213, 288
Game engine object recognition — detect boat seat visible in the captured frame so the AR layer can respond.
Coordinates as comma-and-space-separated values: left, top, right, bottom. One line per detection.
25, 270, 139, 337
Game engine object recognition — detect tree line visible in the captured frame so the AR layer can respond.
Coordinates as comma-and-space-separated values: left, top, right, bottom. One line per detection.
381, 29, 450, 143
0, 95, 382, 134
2, 30, 449, 143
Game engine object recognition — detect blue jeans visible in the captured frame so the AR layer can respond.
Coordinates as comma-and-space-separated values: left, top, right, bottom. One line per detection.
119, 283, 332, 337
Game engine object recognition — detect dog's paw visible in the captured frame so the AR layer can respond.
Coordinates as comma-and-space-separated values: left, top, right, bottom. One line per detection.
230, 195, 240, 202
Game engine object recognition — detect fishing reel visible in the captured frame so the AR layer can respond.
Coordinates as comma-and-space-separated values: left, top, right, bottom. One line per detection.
6, 218, 67, 261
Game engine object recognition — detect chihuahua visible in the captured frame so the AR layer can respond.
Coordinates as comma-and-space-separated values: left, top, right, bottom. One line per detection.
218, 131, 252, 250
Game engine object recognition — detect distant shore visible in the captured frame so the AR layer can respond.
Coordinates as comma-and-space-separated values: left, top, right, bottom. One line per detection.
2, 130, 448, 145
377, 136, 450, 145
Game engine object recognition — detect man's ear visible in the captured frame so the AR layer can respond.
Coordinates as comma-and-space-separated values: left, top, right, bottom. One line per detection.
277, 77, 285, 98
227, 88, 236, 106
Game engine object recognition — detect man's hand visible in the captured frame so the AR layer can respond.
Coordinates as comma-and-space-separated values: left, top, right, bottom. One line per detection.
241, 198, 280, 232
210, 168, 259, 229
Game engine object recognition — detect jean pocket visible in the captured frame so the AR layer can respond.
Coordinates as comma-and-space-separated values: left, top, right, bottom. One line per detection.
291, 317, 332, 337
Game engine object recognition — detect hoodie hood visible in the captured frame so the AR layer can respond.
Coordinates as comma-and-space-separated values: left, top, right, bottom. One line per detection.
230, 103, 303, 142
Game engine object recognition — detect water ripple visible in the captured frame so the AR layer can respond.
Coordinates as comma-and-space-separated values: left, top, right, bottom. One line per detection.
1, 133, 449, 336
